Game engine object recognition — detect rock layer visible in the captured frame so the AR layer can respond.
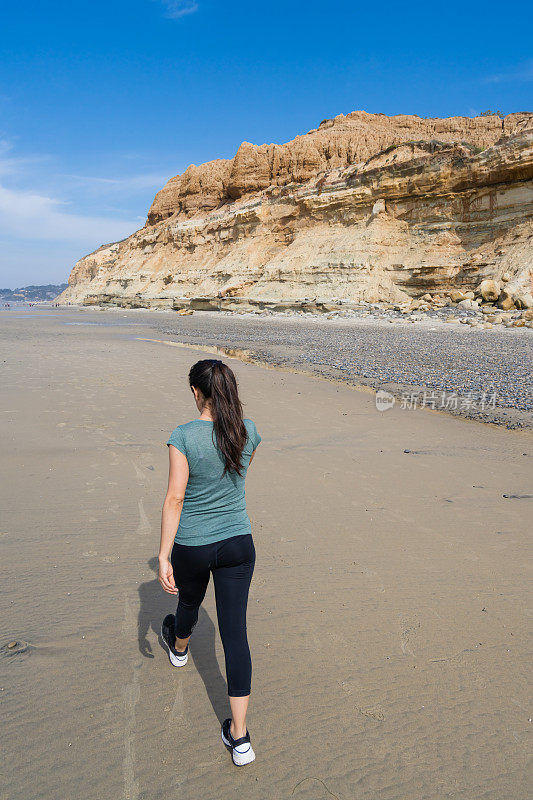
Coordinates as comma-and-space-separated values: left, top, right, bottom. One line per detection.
59, 111, 533, 309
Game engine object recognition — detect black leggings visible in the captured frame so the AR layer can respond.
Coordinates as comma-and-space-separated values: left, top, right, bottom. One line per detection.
170, 533, 255, 697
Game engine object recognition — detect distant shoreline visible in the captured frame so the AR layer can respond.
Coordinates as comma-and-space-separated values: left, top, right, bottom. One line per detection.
0, 283, 67, 303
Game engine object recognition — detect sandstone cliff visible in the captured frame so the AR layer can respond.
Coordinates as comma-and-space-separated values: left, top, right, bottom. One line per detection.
59, 110, 533, 310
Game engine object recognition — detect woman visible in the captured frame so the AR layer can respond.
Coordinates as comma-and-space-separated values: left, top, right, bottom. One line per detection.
158, 359, 261, 766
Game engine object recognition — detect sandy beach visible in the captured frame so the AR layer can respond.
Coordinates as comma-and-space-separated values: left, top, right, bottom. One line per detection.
1, 306, 531, 800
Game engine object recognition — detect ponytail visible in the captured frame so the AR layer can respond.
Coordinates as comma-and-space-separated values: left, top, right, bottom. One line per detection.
188, 359, 248, 475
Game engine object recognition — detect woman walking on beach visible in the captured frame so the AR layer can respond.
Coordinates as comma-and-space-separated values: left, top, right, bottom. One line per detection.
158, 359, 261, 766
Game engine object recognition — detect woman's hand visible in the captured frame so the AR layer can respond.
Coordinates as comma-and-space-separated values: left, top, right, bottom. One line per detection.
158, 557, 178, 595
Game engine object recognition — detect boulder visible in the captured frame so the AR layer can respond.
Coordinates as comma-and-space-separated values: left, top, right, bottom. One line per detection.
497, 289, 516, 310
449, 290, 465, 302
515, 293, 533, 309
477, 279, 501, 302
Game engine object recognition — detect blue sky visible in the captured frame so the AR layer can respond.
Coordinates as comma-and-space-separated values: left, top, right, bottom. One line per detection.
0, 0, 531, 287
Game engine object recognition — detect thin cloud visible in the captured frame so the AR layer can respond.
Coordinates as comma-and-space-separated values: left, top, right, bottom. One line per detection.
481, 60, 533, 85
0, 140, 157, 284
0, 139, 51, 179
0, 182, 138, 244
159, 0, 199, 19
64, 172, 171, 191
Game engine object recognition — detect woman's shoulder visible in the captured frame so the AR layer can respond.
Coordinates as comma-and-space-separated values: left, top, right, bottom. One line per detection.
179, 419, 203, 429
169, 420, 194, 436
167, 419, 203, 449
243, 418, 261, 448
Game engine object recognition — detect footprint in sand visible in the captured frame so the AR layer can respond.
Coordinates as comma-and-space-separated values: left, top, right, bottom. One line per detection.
399, 616, 420, 656
356, 705, 385, 721
338, 678, 386, 721
132, 462, 148, 483
136, 499, 151, 537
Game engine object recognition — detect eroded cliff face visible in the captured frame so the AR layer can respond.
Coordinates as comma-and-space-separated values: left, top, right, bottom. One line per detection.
59, 111, 533, 309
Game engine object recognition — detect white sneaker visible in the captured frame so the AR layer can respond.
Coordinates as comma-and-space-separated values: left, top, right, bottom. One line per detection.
161, 614, 188, 667
221, 718, 256, 766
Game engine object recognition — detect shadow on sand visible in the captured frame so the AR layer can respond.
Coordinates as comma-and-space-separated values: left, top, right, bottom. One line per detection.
136, 557, 229, 723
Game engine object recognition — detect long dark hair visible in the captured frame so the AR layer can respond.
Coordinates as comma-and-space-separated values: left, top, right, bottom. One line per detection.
189, 359, 248, 476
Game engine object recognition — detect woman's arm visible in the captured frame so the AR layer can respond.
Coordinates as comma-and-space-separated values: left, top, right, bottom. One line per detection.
158, 445, 189, 594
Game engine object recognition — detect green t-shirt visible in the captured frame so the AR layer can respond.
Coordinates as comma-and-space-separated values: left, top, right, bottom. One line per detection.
166, 418, 261, 546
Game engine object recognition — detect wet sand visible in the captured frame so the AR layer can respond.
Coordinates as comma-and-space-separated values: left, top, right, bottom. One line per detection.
1, 307, 531, 800
31, 304, 533, 427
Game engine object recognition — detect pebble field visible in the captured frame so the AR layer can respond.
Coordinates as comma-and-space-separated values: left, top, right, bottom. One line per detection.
153, 307, 533, 429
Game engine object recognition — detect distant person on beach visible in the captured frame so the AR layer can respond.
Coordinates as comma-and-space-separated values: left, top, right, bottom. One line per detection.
158, 359, 261, 766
